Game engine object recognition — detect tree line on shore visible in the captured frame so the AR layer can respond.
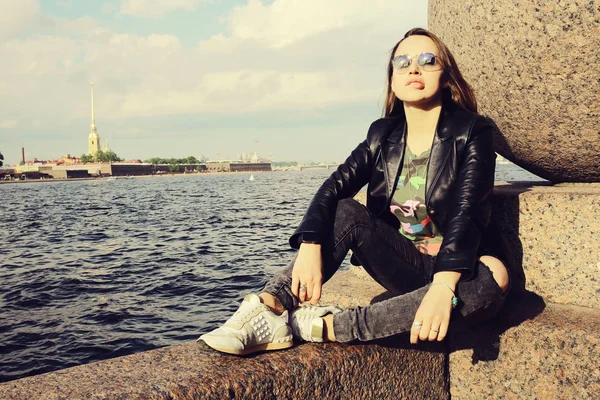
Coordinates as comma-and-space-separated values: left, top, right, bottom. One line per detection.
272, 161, 298, 167
80, 150, 123, 163
144, 156, 204, 165
0, 150, 303, 170
144, 156, 207, 174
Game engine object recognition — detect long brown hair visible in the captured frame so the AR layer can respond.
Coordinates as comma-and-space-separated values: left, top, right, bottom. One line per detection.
382, 28, 477, 117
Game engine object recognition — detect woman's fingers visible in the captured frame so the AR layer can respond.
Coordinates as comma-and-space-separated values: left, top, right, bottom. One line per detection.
411, 284, 455, 344
428, 315, 443, 341
305, 280, 314, 302
291, 274, 300, 298
418, 317, 432, 341
298, 278, 322, 304
298, 281, 307, 303
291, 243, 324, 304
310, 281, 322, 305
410, 317, 423, 344
411, 315, 441, 343
437, 318, 450, 341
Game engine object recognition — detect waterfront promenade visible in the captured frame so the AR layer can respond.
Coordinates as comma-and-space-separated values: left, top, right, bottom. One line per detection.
1, 181, 598, 399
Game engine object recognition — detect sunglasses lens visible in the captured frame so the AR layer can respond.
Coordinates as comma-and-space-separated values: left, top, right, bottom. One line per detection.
417, 53, 438, 70
392, 55, 411, 70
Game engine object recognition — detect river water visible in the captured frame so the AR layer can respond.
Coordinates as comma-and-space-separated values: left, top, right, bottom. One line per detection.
0, 164, 545, 382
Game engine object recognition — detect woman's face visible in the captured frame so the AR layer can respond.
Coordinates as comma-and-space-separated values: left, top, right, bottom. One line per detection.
391, 35, 444, 107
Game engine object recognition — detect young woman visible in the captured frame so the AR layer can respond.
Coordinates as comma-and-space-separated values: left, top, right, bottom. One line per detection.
199, 28, 512, 355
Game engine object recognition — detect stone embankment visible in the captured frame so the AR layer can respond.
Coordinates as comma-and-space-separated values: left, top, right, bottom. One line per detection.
448, 183, 600, 399
429, 0, 600, 183
0, 266, 448, 399
2, 183, 598, 399
3, 1, 599, 397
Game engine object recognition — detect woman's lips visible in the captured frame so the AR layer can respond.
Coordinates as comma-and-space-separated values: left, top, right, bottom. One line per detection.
406, 81, 424, 89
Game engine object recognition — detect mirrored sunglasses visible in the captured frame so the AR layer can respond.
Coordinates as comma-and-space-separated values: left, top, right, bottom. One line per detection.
391, 52, 442, 74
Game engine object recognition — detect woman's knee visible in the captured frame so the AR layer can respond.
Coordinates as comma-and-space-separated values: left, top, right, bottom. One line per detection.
335, 199, 370, 223
479, 255, 509, 293
333, 199, 372, 236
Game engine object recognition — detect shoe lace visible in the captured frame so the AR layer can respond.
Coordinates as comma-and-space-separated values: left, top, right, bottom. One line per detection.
228, 305, 252, 325
297, 306, 322, 319
226, 299, 268, 329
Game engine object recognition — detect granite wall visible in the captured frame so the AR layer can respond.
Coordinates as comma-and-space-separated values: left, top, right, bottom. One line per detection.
429, 0, 600, 182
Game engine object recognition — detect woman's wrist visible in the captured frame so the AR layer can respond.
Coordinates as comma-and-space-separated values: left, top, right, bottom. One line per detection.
431, 271, 461, 288
299, 242, 321, 250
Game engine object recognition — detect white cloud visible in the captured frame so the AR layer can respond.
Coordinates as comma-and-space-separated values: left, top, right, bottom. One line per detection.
0, 0, 427, 162
56, 1, 73, 9
119, 0, 210, 18
0, 0, 426, 122
0, 0, 43, 40
227, 0, 423, 47
0, 120, 18, 129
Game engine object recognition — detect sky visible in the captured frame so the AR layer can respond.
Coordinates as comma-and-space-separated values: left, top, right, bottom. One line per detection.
0, 0, 428, 165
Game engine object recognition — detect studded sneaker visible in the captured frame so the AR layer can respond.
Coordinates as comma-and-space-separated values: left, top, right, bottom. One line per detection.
197, 294, 293, 355
289, 305, 342, 343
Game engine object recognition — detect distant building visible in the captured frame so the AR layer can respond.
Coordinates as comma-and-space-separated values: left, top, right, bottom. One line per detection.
15, 154, 81, 168
55, 154, 81, 165
88, 82, 101, 155
52, 162, 154, 177
236, 151, 270, 163
14, 164, 53, 173
206, 162, 272, 172
0, 168, 16, 180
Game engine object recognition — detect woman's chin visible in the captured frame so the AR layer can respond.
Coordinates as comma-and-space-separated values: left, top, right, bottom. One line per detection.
399, 96, 442, 110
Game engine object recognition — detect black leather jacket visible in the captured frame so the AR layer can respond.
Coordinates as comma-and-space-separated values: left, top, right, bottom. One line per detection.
290, 101, 500, 280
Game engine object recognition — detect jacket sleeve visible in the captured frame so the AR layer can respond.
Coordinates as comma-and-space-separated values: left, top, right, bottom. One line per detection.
433, 116, 497, 280
288, 120, 384, 249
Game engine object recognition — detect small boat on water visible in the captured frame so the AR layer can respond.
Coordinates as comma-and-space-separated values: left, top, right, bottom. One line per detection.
249, 174, 255, 181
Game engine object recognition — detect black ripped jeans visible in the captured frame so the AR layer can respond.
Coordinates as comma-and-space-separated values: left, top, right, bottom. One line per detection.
261, 199, 509, 343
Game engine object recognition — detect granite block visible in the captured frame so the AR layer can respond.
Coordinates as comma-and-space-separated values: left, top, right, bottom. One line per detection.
448, 293, 600, 400
494, 183, 600, 308
356, 183, 600, 308
429, 0, 600, 182
0, 271, 448, 400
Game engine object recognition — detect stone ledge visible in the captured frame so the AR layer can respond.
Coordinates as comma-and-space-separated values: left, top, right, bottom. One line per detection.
448, 292, 600, 399
355, 183, 600, 308
0, 341, 448, 400
5, 184, 597, 398
492, 183, 600, 308
0, 271, 449, 400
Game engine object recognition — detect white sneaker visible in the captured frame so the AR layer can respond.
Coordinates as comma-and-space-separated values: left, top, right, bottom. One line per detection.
289, 305, 342, 343
197, 294, 293, 355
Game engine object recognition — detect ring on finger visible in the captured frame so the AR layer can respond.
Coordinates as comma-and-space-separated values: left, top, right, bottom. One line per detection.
431, 329, 439, 333
299, 284, 307, 291
412, 321, 423, 329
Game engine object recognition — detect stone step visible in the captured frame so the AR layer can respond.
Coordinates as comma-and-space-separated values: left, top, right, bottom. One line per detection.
448, 291, 600, 399
354, 183, 600, 309
493, 183, 600, 309
0, 271, 449, 400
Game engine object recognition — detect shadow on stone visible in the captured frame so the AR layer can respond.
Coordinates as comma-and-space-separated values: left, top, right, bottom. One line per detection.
447, 290, 546, 364
357, 185, 548, 363
191, 338, 449, 400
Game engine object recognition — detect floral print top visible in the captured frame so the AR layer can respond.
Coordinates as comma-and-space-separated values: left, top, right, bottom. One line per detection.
390, 145, 444, 255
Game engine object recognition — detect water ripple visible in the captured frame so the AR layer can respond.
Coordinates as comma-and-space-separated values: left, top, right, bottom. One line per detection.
0, 165, 538, 382
0, 170, 332, 382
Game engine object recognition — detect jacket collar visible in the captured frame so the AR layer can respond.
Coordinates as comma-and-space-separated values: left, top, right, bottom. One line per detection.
381, 99, 459, 201
386, 100, 457, 143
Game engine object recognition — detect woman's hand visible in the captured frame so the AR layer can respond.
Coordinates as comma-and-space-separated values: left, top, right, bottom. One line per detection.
410, 271, 461, 344
291, 243, 323, 305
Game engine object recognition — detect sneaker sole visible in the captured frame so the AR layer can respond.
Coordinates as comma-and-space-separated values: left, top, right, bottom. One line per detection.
207, 340, 294, 356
